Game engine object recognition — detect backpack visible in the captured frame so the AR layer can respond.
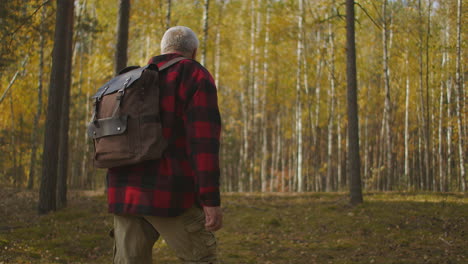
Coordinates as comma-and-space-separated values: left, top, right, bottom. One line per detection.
87, 57, 186, 168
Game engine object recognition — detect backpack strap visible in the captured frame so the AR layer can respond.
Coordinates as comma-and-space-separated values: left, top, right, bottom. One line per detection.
158, 57, 187, 71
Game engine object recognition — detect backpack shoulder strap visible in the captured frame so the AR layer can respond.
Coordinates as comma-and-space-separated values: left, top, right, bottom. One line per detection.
158, 57, 188, 71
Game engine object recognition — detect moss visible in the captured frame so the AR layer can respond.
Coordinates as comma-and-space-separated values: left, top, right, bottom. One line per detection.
1, 191, 467, 263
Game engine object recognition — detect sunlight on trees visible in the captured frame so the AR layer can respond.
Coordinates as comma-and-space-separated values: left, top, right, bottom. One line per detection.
0, 0, 466, 196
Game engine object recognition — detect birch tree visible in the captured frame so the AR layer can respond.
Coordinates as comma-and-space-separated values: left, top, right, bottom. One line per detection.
455, 0, 466, 191
200, 0, 210, 66
382, 0, 393, 190
295, 0, 304, 192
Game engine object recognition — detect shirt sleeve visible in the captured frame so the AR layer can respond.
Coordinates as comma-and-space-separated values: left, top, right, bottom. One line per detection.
184, 66, 222, 207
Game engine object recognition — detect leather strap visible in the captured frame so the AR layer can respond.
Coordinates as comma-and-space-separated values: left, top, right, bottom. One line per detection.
158, 57, 187, 71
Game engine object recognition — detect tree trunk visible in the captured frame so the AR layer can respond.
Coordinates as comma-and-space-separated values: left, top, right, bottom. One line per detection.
295, 0, 304, 192
425, 0, 433, 190
28, 6, 47, 190
260, 2, 270, 192
417, 0, 427, 190
57, 0, 75, 209
455, 0, 466, 191
214, 0, 225, 88
404, 42, 410, 189
9, 93, 17, 186
200, 0, 210, 66
39, 0, 73, 214
114, 0, 130, 75
326, 17, 336, 192
438, 78, 444, 192
166, 0, 171, 29
313, 29, 323, 192
346, 0, 363, 205
382, 0, 393, 190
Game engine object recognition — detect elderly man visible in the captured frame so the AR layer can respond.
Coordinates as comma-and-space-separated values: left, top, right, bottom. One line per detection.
106, 26, 222, 264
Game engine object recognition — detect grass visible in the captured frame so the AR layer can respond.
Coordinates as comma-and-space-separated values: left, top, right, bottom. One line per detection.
0, 188, 467, 263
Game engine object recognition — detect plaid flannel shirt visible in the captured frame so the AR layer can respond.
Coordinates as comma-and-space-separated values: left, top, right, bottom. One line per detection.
106, 53, 221, 217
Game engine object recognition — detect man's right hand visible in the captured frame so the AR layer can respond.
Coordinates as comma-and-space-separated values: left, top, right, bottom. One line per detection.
203, 206, 223, 232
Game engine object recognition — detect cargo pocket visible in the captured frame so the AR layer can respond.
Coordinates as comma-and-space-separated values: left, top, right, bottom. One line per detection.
184, 209, 217, 261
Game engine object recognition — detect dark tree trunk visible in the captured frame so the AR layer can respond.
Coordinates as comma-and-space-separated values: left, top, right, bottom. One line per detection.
57, 0, 75, 209
346, 0, 363, 205
38, 0, 74, 215
114, 0, 130, 75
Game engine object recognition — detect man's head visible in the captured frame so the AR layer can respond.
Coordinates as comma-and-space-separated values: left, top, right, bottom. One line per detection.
161, 26, 199, 59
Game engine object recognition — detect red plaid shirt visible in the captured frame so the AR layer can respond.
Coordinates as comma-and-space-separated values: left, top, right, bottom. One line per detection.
106, 53, 221, 217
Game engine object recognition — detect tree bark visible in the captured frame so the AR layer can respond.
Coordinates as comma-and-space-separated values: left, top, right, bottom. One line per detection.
346, 0, 363, 205
214, 0, 225, 88
295, 0, 304, 192
200, 0, 210, 66
455, 0, 466, 191
39, 0, 73, 214
404, 42, 410, 189
382, 0, 393, 190
326, 16, 336, 192
260, 1, 270, 192
166, 0, 171, 29
114, 0, 130, 75
57, 0, 75, 209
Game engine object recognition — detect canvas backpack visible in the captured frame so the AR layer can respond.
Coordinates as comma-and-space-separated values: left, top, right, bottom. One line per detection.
87, 57, 186, 168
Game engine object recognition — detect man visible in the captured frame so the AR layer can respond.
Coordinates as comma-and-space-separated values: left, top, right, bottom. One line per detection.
106, 26, 222, 264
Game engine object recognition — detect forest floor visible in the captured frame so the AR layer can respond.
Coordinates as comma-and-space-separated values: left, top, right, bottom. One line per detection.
0, 187, 467, 264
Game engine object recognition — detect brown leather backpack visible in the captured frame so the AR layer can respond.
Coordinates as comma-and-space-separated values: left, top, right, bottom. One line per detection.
87, 57, 186, 168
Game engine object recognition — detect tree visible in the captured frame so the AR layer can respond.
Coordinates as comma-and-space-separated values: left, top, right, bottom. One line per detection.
38, 0, 74, 214
346, 0, 363, 205
381, 0, 393, 190
200, 0, 210, 66
455, 0, 466, 191
295, 0, 304, 192
114, 0, 130, 75
57, 0, 75, 209
166, 0, 171, 29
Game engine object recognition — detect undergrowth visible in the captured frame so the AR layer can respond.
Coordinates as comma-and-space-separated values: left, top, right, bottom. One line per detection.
0, 189, 466, 263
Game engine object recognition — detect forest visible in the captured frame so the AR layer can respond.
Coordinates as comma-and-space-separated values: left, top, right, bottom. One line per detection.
1, 0, 467, 263
0, 0, 466, 198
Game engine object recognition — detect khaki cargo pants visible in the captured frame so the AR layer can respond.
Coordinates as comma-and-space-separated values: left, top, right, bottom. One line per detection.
112, 206, 218, 264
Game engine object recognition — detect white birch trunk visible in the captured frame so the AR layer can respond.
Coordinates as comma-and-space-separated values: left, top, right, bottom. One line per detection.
214, 1, 225, 88
455, 0, 466, 191
326, 17, 336, 192
201, 0, 209, 66
313, 29, 323, 191
404, 44, 410, 189
438, 78, 444, 192
382, 0, 392, 190
260, 2, 270, 192
337, 107, 342, 189
295, 0, 304, 192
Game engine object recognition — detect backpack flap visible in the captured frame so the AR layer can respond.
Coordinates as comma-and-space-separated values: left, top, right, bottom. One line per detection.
87, 115, 128, 139
92, 65, 150, 99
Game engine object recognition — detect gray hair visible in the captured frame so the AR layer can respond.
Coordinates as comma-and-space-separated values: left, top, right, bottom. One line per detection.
161, 26, 199, 55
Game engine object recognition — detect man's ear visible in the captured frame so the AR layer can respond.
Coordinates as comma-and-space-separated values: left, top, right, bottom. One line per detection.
191, 48, 197, 60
